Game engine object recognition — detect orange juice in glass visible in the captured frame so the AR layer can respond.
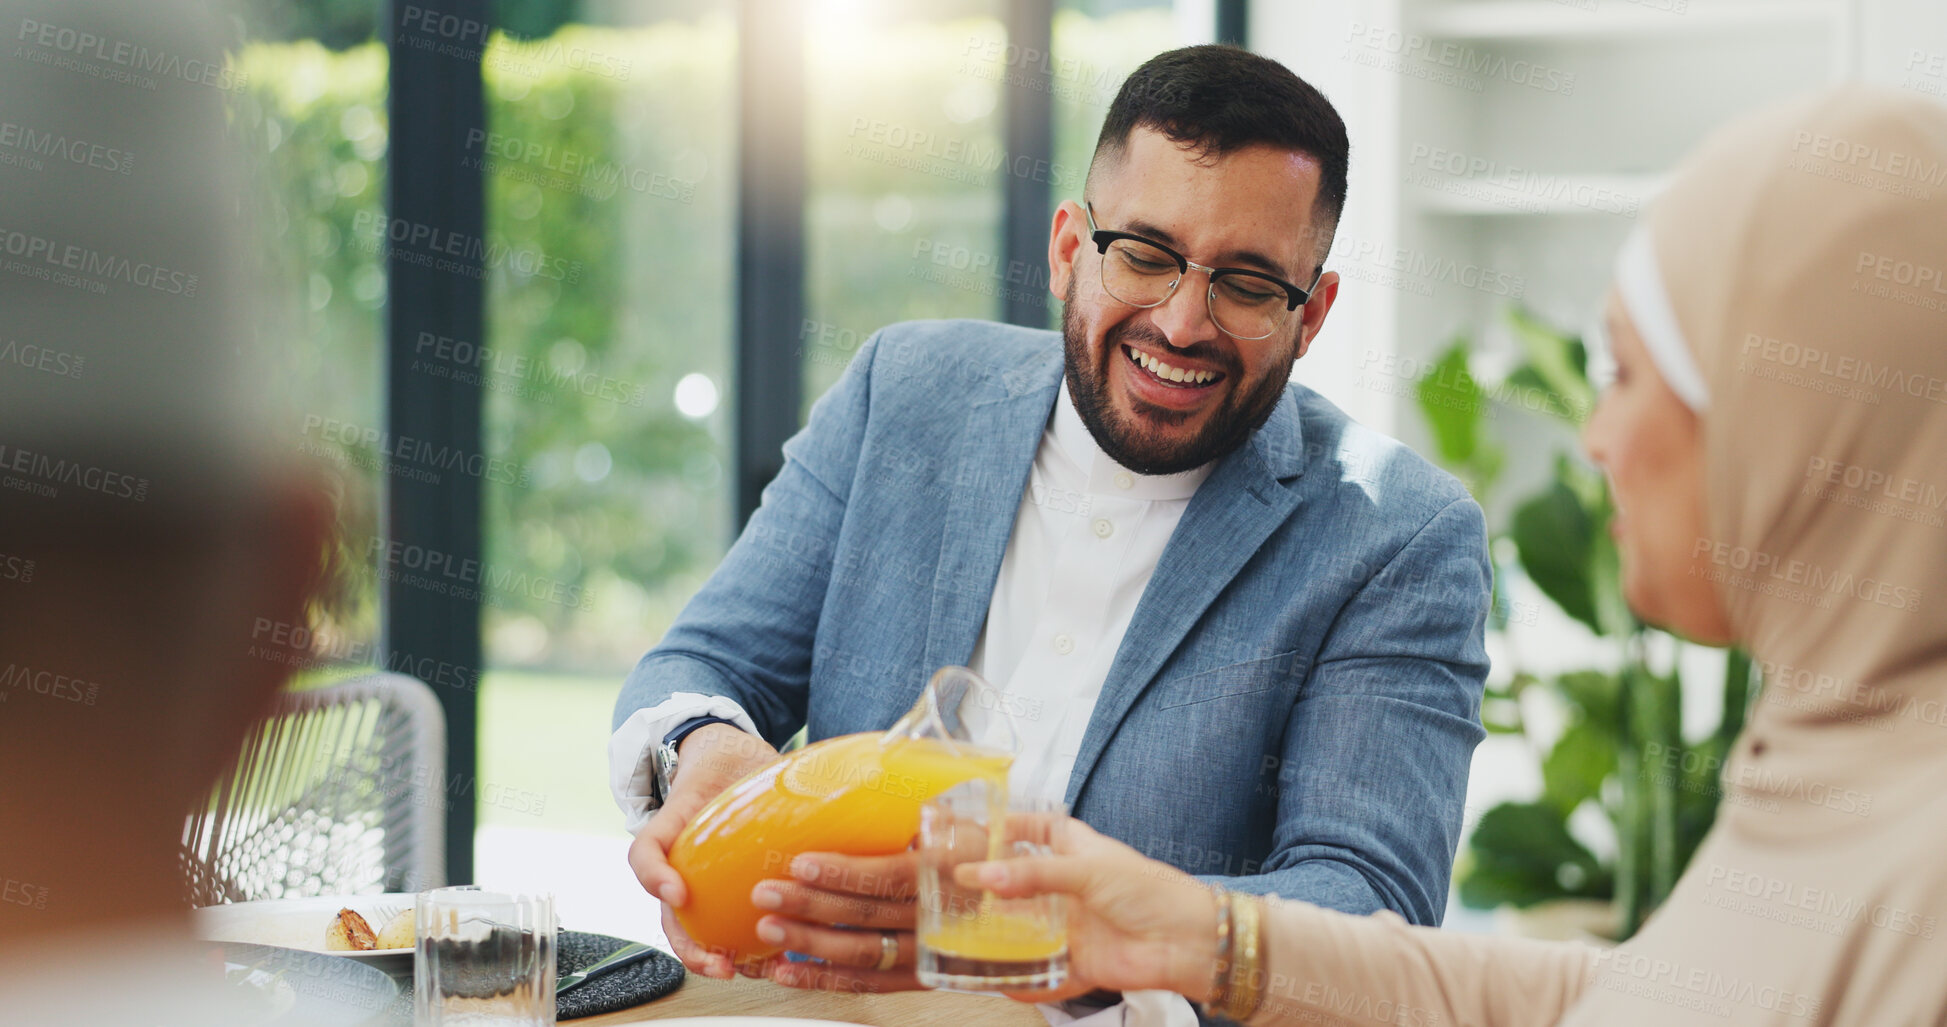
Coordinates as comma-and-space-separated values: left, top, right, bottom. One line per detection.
916, 780, 1069, 991
666, 667, 1015, 966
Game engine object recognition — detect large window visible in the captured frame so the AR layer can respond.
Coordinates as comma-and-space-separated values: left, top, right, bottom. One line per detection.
804, 0, 1198, 402
1052, 1, 1179, 198
803, 2, 1009, 405
480, 7, 734, 681
233, 10, 390, 676
473, 1, 737, 931
238, 0, 1216, 931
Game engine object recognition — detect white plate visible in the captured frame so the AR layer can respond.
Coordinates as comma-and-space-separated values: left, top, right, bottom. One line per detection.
219, 942, 401, 1024
193, 894, 417, 976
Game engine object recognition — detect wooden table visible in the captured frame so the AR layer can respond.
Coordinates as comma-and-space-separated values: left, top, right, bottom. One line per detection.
575, 972, 1048, 1025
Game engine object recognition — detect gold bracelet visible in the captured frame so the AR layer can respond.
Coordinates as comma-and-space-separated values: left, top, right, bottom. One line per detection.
1204, 885, 1233, 1011
1220, 893, 1265, 1022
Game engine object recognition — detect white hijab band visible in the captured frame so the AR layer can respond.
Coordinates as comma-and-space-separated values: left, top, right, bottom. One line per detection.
1615, 225, 1710, 412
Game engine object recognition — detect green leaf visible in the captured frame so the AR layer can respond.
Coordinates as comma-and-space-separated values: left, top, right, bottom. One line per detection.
1673, 736, 1728, 872
1481, 695, 1526, 734
1543, 719, 1615, 815
1503, 364, 1552, 395
1508, 307, 1597, 425
1506, 671, 1543, 698
1557, 455, 1610, 513
1458, 801, 1609, 909
1717, 649, 1755, 747
1500, 367, 1583, 424
1414, 340, 1502, 498
1553, 670, 1621, 726
1589, 530, 1635, 638
1552, 669, 1625, 784
1416, 341, 1487, 464
1510, 472, 1601, 631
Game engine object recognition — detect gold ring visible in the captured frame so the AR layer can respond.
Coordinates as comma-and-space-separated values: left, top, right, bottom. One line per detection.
874, 931, 898, 971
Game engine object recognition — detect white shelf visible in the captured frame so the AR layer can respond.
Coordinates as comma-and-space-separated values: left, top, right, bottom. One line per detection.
1408, 171, 1668, 216
1417, 0, 1845, 41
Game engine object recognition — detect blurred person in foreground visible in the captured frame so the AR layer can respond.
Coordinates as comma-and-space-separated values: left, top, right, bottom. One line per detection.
612, 44, 1492, 1018
0, 0, 332, 1022
964, 85, 1947, 1026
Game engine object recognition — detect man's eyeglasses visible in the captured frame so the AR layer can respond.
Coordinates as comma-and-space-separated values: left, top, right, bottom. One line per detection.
1084, 200, 1322, 341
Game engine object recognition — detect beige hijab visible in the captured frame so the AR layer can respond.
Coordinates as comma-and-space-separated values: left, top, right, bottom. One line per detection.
1633, 85, 1947, 843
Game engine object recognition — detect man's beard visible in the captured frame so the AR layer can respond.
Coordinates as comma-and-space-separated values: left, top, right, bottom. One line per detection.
1061, 284, 1298, 476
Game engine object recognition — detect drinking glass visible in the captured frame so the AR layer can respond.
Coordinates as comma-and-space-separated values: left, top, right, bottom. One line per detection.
916, 780, 1068, 991
414, 886, 556, 1026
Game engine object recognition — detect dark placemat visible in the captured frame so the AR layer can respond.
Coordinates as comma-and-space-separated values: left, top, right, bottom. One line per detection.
393, 929, 685, 1022
556, 929, 686, 1020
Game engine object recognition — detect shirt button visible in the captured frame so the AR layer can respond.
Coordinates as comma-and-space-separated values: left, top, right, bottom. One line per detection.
1053, 634, 1074, 655
1092, 518, 1114, 539
1113, 471, 1134, 490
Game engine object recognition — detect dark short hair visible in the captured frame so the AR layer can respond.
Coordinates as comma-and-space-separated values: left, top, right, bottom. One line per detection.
1090, 45, 1350, 269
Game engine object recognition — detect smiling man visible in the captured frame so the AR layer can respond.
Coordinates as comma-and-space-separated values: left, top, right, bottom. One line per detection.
612, 45, 1492, 1018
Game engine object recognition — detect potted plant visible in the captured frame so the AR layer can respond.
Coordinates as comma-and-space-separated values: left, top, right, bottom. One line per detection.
1414, 308, 1757, 940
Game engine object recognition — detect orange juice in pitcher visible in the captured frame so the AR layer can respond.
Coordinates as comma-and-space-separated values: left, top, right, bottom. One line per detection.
667, 667, 1015, 964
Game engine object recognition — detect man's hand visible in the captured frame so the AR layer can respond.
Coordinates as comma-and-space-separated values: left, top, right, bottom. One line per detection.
752, 850, 924, 994
627, 724, 779, 979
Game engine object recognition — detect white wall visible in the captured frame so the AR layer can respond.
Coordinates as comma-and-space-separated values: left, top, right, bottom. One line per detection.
1253, 0, 1947, 445
1253, 0, 1407, 432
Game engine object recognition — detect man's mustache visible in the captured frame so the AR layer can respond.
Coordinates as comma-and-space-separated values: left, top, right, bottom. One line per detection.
1104, 319, 1239, 378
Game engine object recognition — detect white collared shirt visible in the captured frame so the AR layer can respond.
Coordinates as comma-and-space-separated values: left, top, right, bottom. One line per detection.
962, 380, 1213, 803
967, 383, 1209, 1027
609, 382, 1212, 820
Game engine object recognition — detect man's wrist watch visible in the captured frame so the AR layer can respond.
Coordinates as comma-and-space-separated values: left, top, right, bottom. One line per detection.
648, 715, 742, 810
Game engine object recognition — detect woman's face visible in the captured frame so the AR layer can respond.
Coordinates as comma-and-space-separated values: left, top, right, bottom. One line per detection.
1582, 293, 1735, 645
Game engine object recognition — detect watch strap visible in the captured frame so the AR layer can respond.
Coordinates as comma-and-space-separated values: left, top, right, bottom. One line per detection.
651, 716, 745, 807
665, 715, 743, 752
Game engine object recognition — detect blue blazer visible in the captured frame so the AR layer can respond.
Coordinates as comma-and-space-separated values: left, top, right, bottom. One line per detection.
617, 319, 1491, 926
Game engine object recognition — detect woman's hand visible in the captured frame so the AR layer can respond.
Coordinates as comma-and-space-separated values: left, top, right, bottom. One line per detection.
955, 817, 1220, 1002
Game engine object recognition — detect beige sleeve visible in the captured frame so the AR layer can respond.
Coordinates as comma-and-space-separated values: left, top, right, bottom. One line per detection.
1245, 902, 1599, 1027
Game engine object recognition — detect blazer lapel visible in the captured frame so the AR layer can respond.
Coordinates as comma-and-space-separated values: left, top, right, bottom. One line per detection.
915, 352, 1063, 698
1063, 390, 1310, 808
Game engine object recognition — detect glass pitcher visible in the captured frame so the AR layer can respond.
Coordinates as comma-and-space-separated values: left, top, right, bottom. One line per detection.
883, 664, 1020, 756
664, 666, 1018, 966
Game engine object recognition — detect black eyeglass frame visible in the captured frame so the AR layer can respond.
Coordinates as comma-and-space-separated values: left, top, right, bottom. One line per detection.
1083, 201, 1324, 338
